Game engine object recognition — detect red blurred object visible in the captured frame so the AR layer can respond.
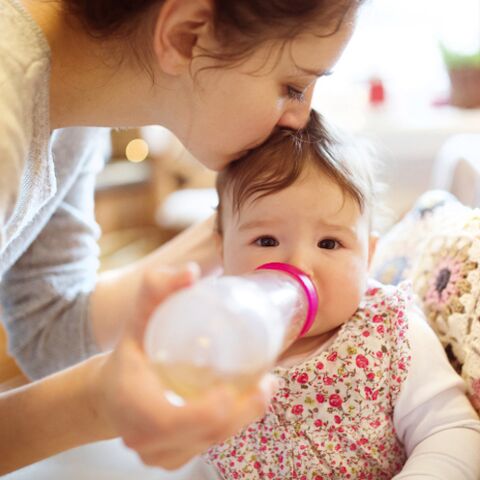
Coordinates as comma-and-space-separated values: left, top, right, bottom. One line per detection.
368, 77, 386, 106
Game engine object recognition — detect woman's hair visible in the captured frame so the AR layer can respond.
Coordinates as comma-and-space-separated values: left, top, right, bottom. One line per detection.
215, 110, 379, 234
62, 0, 364, 72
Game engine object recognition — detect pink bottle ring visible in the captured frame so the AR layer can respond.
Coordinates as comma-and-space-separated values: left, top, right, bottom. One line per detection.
256, 262, 318, 338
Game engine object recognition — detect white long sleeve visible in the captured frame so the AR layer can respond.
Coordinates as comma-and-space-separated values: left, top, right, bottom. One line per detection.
393, 305, 480, 479
393, 428, 480, 479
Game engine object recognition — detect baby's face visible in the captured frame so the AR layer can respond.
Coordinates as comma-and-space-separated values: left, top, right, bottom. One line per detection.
219, 167, 377, 338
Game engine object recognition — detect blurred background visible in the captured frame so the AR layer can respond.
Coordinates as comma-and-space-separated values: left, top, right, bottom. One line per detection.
97, 0, 480, 271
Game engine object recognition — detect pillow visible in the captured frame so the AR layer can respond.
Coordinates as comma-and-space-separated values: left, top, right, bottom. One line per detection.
371, 190, 480, 411
371, 190, 467, 286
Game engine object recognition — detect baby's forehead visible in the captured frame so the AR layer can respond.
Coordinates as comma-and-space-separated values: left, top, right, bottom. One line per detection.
222, 180, 369, 232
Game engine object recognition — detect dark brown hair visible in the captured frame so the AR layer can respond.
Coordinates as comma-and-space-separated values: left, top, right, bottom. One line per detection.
215, 110, 377, 234
62, 0, 364, 72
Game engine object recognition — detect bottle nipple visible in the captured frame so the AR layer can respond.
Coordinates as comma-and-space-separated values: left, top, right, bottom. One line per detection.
256, 262, 318, 337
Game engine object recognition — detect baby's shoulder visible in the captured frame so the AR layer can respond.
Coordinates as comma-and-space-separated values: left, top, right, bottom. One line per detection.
364, 278, 413, 303
360, 279, 413, 320
347, 279, 414, 347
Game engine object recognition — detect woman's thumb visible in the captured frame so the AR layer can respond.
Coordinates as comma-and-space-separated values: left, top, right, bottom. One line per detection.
128, 262, 201, 342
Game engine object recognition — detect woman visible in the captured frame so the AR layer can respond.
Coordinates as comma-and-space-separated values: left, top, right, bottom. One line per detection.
0, 0, 361, 473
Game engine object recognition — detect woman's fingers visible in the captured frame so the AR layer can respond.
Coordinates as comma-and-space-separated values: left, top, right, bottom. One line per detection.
126, 375, 278, 470
137, 373, 278, 450
105, 340, 277, 462
137, 445, 207, 470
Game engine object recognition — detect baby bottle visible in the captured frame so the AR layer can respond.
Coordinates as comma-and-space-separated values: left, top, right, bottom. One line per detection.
144, 262, 318, 400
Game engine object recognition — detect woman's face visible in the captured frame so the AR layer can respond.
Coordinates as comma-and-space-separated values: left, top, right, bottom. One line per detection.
166, 23, 355, 171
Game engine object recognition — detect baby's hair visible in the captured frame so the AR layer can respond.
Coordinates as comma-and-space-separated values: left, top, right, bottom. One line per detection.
216, 110, 379, 234
62, 0, 365, 76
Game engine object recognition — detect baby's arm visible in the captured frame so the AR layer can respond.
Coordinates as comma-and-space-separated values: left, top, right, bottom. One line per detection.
393, 305, 480, 479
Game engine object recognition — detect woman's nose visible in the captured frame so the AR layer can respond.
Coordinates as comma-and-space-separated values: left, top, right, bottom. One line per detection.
277, 86, 314, 130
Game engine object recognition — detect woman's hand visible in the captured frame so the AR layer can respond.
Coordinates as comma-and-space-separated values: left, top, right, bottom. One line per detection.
92, 264, 275, 469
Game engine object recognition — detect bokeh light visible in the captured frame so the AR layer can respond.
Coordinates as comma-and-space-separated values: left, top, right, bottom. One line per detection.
126, 138, 149, 163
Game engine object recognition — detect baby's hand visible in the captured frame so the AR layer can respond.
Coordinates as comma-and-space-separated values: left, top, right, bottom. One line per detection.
92, 265, 275, 469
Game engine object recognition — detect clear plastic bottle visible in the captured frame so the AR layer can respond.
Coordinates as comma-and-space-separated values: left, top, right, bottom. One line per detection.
144, 262, 318, 400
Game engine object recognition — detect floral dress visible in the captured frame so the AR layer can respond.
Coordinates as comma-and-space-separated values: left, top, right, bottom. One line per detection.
206, 282, 412, 479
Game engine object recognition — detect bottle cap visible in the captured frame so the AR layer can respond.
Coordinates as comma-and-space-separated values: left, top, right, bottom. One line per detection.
256, 262, 319, 337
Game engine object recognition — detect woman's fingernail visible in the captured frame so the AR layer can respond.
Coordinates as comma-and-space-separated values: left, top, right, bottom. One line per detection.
185, 261, 201, 280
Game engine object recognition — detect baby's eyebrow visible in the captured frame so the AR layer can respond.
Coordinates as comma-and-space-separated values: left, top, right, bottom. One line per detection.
317, 221, 358, 240
238, 219, 278, 231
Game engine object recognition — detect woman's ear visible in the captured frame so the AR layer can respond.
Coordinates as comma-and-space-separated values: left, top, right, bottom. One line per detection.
214, 228, 224, 262
152, 0, 214, 76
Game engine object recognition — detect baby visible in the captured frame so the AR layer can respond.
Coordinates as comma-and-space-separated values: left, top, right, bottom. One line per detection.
203, 111, 480, 479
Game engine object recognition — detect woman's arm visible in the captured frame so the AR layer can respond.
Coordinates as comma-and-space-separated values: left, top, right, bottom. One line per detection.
0, 265, 273, 475
393, 306, 480, 479
0, 353, 112, 474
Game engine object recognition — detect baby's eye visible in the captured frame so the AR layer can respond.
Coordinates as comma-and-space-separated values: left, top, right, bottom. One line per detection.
255, 236, 279, 247
318, 238, 340, 250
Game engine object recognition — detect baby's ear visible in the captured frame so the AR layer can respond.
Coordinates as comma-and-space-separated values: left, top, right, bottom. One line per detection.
367, 231, 379, 268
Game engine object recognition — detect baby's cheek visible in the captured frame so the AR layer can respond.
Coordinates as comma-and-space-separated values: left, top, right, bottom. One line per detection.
339, 286, 363, 319
327, 269, 365, 321
222, 249, 260, 276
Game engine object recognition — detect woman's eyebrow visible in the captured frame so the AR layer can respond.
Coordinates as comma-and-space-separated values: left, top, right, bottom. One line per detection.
295, 66, 334, 78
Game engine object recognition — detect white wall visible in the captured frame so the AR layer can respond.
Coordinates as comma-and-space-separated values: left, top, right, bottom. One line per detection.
312, 0, 480, 223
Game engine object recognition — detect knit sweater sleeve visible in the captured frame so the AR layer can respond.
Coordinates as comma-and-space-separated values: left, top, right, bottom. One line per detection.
0, 128, 110, 379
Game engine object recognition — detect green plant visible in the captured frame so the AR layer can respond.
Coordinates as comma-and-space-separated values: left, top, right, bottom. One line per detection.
440, 44, 480, 69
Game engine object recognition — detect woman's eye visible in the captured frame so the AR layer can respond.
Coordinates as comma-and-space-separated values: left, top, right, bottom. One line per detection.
318, 239, 340, 250
286, 85, 306, 103
255, 236, 279, 247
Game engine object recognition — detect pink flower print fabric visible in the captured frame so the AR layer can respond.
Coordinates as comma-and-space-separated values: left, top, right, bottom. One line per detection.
206, 281, 413, 479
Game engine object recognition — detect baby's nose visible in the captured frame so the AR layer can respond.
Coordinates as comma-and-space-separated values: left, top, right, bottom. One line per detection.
285, 254, 314, 280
